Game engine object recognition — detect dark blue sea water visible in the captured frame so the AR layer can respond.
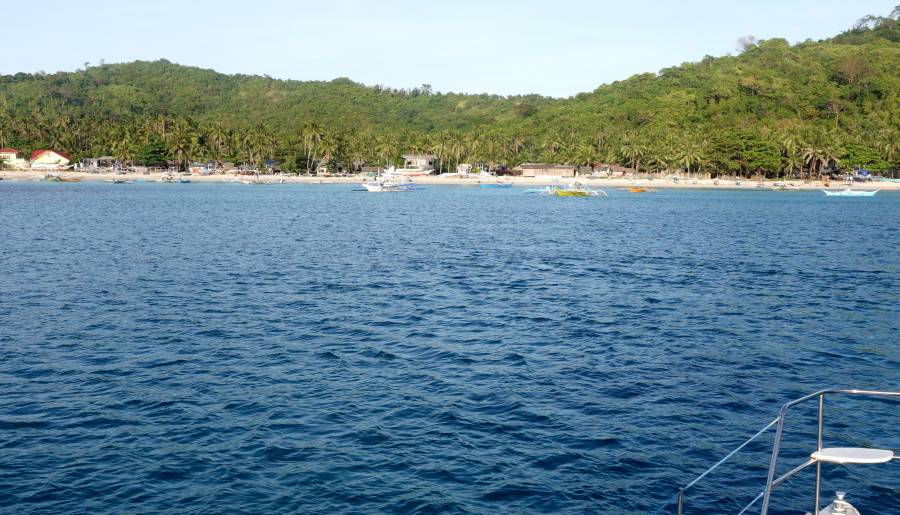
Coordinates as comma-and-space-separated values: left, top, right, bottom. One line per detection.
0, 182, 897, 514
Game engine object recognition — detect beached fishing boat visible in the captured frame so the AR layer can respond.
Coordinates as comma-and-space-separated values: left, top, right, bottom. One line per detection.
822, 189, 877, 197
382, 163, 433, 177
669, 388, 898, 515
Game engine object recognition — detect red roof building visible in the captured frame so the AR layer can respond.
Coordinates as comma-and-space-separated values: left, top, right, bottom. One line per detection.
31, 149, 72, 161
0, 147, 18, 155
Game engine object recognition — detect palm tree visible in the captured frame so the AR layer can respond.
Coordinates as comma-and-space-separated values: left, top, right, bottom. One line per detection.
511, 133, 525, 155
801, 144, 837, 180
801, 145, 821, 179
573, 142, 597, 169
207, 124, 231, 166
878, 129, 897, 172
619, 135, 646, 173
540, 134, 566, 163
464, 132, 482, 163
303, 123, 323, 173
781, 152, 803, 179
375, 136, 398, 167
317, 133, 339, 172
112, 129, 133, 168
677, 145, 701, 175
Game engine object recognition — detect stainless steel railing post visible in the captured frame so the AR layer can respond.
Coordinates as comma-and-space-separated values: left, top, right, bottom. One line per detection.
760, 412, 786, 515
814, 393, 824, 515
668, 389, 899, 515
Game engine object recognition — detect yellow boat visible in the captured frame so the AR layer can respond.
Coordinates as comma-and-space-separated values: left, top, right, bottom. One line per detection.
555, 189, 590, 197
540, 182, 607, 197
629, 187, 647, 193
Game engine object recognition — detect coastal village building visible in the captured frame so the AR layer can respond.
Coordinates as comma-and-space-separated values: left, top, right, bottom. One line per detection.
80, 156, 119, 171
30, 149, 71, 170
514, 163, 576, 177
0, 148, 27, 168
402, 154, 436, 170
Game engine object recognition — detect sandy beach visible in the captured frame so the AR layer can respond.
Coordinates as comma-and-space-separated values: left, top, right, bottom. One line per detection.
1, 170, 896, 191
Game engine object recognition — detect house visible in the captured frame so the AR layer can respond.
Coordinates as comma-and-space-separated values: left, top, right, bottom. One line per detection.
401, 154, 436, 172
31, 150, 71, 170
514, 163, 576, 177
0, 148, 18, 162
402, 154, 436, 168
0, 148, 26, 168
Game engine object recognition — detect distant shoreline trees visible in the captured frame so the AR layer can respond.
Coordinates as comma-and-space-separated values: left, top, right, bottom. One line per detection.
0, 8, 897, 176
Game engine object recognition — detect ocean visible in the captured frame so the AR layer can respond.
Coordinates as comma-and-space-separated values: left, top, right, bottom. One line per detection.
1, 182, 897, 513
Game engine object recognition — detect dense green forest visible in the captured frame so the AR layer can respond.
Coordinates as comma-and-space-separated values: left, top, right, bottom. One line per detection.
1, 8, 898, 176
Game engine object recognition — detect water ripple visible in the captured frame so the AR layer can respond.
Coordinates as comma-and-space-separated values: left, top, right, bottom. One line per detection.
0, 183, 897, 513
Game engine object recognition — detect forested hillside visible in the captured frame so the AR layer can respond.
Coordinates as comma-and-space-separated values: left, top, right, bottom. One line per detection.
1, 9, 898, 176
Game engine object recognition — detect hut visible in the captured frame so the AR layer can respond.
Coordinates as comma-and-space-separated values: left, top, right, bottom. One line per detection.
514, 163, 576, 177
80, 156, 118, 171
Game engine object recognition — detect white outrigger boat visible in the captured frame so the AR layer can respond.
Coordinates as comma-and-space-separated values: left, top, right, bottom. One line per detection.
670, 388, 898, 515
822, 189, 878, 197
362, 174, 420, 192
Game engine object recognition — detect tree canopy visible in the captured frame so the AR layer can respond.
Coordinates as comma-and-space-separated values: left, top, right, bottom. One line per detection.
1, 8, 898, 176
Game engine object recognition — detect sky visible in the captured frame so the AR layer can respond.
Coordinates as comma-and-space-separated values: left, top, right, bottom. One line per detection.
1, 0, 896, 97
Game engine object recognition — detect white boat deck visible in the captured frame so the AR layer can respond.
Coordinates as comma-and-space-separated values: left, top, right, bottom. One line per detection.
811, 447, 894, 464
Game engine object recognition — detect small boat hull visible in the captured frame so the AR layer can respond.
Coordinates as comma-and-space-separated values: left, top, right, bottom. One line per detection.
480, 183, 512, 188
363, 182, 416, 192
822, 189, 877, 197
555, 190, 590, 197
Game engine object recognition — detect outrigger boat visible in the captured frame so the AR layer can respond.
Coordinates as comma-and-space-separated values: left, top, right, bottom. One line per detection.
362, 174, 420, 192
669, 388, 898, 515
822, 189, 877, 197
540, 181, 606, 197
479, 181, 512, 189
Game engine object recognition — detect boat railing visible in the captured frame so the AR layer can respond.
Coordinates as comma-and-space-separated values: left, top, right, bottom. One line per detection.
669, 388, 899, 515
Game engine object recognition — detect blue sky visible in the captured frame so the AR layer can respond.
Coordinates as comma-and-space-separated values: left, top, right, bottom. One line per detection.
1, 0, 895, 97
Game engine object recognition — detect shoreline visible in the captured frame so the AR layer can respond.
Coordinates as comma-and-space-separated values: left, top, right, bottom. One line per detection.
1, 170, 895, 191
